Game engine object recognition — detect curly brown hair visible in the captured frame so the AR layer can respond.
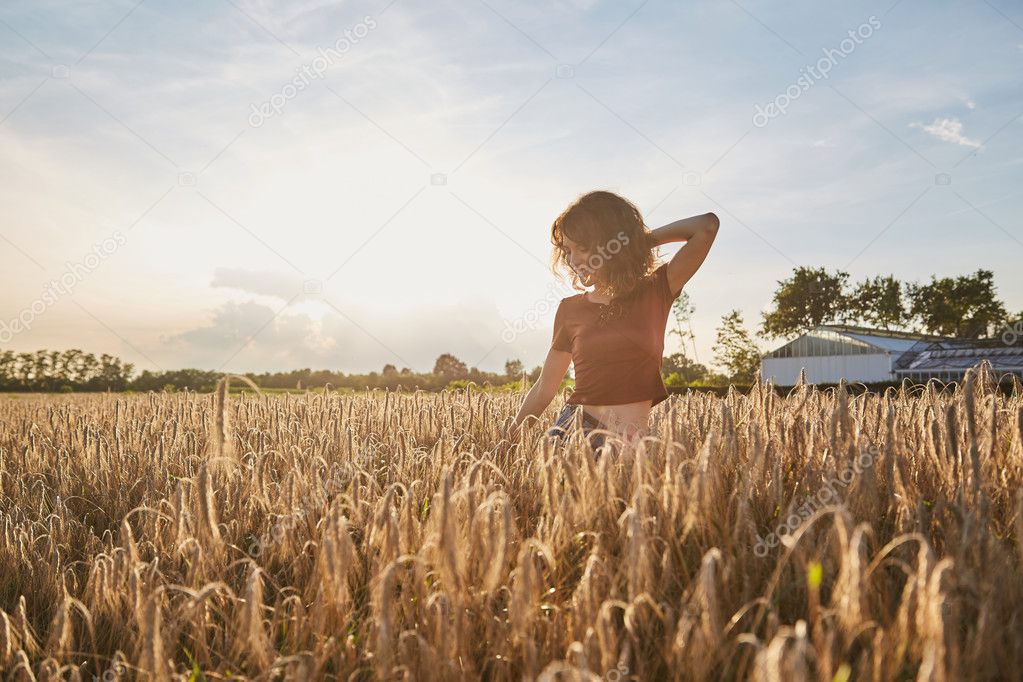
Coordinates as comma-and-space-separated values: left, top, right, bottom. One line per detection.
549, 190, 657, 322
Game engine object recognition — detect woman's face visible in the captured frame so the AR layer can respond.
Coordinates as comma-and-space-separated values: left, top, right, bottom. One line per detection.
563, 236, 598, 285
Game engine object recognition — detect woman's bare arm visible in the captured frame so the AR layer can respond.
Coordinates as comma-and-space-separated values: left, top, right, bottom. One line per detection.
509, 348, 572, 437
647, 212, 719, 246
648, 212, 720, 298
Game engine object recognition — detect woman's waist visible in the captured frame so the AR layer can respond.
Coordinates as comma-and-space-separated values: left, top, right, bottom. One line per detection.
578, 400, 652, 432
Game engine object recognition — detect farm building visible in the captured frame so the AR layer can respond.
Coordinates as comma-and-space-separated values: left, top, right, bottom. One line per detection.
892, 338, 1023, 383
759, 324, 1023, 386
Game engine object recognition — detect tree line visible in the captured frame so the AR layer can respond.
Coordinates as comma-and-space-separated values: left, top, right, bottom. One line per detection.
0, 350, 542, 393
759, 267, 1016, 339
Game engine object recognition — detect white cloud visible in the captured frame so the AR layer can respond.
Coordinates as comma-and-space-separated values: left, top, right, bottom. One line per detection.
163, 294, 542, 374
909, 116, 981, 148
210, 267, 304, 300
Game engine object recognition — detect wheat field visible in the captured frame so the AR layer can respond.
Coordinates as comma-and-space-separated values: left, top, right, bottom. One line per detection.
1, 365, 1022, 681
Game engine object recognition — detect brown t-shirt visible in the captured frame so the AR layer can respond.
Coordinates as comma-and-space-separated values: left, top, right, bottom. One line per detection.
551, 262, 682, 407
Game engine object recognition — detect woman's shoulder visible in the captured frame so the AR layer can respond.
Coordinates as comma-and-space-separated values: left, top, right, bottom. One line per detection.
628, 263, 666, 295
649, 262, 668, 279
556, 292, 597, 323
647, 262, 671, 290
555, 293, 584, 318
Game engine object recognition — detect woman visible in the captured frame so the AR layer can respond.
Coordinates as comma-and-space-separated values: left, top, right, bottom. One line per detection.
508, 190, 719, 453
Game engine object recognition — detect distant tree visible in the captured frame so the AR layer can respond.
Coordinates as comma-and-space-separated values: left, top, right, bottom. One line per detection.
504, 359, 524, 378
527, 365, 542, 383
78, 353, 100, 385
15, 353, 33, 385
905, 269, 1008, 338
669, 290, 699, 361
433, 353, 468, 379
95, 353, 133, 390
382, 363, 398, 376
761, 266, 850, 338
31, 350, 52, 389
57, 349, 82, 384
0, 351, 15, 386
847, 274, 906, 330
713, 310, 762, 384
129, 368, 219, 392
49, 350, 64, 386
661, 352, 710, 384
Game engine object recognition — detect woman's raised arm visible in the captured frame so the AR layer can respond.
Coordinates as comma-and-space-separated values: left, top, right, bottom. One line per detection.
647, 212, 720, 298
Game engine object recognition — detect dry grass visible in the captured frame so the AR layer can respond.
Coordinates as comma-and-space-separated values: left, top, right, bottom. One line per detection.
1, 363, 1022, 681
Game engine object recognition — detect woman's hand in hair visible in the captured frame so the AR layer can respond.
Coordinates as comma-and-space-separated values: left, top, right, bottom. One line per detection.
649, 212, 719, 245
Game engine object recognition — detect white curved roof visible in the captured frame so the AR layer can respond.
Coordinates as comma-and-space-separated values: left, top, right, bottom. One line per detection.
842, 332, 923, 353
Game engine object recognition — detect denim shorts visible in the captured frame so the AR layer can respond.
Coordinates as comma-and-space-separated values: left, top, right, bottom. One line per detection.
546, 404, 608, 453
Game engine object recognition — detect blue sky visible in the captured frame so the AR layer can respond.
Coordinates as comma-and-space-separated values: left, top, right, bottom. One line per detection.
1, 0, 1021, 375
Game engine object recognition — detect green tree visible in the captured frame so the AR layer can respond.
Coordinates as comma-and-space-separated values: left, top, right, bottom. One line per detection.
0, 351, 15, 386
57, 349, 83, 384
78, 352, 100, 385
527, 365, 542, 383
713, 310, 762, 384
905, 269, 1008, 338
661, 352, 710, 384
669, 290, 699, 361
504, 359, 524, 378
433, 353, 468, 379
847, 274, 906, 330
93, 353, 133, 390
31, 350, 53, 389
761, 266, 850, 338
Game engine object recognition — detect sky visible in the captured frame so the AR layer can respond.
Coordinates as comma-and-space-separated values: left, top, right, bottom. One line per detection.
1, 0, 1021, 376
